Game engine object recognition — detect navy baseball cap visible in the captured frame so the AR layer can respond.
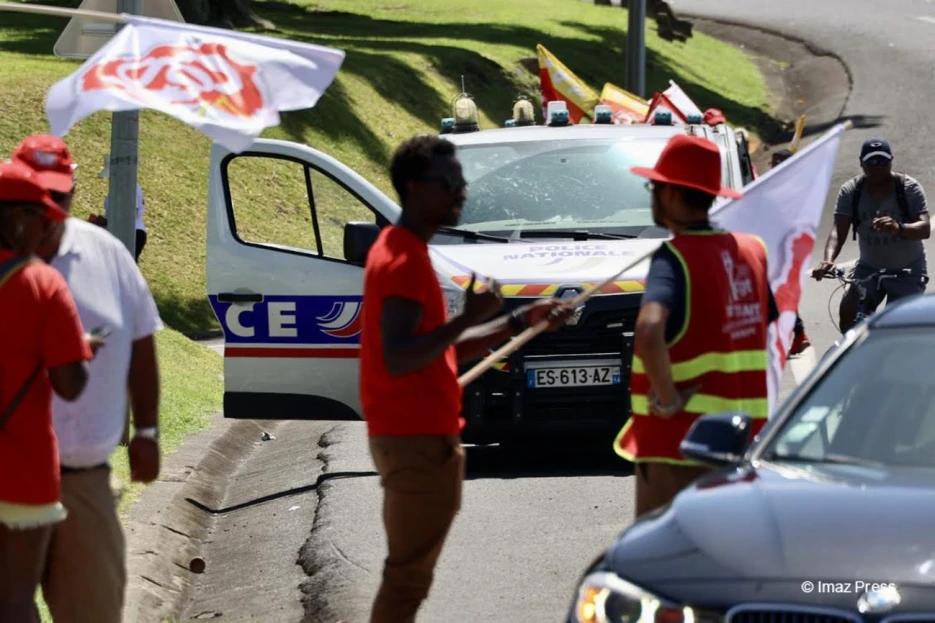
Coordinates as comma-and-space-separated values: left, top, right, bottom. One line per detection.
860, 138, 893, 163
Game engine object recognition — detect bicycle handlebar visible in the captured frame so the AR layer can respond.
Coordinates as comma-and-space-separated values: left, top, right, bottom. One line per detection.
827, 266, 926, 285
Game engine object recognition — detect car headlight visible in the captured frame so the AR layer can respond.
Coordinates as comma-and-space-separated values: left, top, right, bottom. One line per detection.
572, 572, 692, 623
441, 285, 465, 318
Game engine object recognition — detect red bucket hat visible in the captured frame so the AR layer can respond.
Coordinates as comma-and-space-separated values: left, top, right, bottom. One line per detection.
631, 134, 743, 199
12, 134, 77, 195
0, 160, 69, 221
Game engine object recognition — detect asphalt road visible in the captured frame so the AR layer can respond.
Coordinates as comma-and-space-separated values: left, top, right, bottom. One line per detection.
675, 0, 935, 360
300, 4, 935, 622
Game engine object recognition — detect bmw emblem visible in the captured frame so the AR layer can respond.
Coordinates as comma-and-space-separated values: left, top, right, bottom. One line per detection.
857, 585, 901, 614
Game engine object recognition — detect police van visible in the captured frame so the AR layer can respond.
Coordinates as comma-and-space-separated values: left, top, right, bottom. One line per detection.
206, 96, 755, 444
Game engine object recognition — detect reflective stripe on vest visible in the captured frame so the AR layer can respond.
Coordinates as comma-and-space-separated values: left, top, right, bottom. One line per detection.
631, 350, 767, 382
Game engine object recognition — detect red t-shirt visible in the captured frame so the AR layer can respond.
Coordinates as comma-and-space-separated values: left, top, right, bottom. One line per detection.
359, 226, 463, 436
0, 249, 93, 505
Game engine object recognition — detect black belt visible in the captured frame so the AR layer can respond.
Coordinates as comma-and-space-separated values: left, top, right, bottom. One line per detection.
61, 463, 108, 475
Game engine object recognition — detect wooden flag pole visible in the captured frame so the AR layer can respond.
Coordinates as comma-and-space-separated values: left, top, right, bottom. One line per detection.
0, 2, 127, 22
458, 244, 659, 387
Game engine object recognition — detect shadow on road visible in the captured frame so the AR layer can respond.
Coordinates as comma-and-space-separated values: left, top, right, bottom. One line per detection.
464, 440, 635, 480
801, 114, 886, 139
184, 470, 377, 515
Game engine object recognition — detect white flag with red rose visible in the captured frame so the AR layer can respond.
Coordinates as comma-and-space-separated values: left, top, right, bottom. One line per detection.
45, 16, 345, 153
709, 123, 846, 415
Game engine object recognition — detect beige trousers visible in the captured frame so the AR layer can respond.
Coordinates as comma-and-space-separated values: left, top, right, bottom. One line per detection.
41, 466, 126, 623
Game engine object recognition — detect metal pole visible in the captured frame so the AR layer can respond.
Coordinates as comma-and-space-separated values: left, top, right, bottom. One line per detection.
106, 0, 143, 259
626, 0, 647, 98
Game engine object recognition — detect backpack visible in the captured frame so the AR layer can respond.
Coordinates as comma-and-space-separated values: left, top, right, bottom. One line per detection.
0, 256, 43, 431
850, 173, 911, 240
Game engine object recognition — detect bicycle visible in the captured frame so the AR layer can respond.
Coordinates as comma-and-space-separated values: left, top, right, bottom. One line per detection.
817, 266, 929, 365
823, 266, 928, 333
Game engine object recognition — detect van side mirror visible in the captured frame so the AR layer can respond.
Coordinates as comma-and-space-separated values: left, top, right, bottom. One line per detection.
679, 411, 752, 467
344, 222, 380, 265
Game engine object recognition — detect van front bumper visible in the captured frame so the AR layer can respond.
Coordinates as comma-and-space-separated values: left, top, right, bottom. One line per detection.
458, 297, 639, 445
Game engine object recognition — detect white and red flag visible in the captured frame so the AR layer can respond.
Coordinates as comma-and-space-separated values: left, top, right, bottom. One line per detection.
710, 123, 846, 414
45, 15, 345, 153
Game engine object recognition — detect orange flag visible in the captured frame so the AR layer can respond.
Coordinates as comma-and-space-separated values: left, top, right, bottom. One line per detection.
599, 83, 649, 124
537, 44, 600, 124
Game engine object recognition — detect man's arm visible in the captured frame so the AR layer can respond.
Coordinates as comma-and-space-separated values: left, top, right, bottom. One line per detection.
43, 281, 93, 401
823, 214, 852, 263
381, 297, 472, 376
128, 336, 159, 431
901, 179, 930, 240
898, 211, 930, 240
455, 316, 515, 362
633, 302, 678, 407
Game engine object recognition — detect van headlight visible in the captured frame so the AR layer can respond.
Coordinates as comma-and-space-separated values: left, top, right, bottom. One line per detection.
572, 572, 693, 623
441, 285, 465, 318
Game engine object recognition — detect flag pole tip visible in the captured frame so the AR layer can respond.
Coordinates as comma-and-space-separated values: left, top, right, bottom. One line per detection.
842, 120, 854, 131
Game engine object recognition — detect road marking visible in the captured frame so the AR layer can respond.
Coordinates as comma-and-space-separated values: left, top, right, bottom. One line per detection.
789, 347, 818, 385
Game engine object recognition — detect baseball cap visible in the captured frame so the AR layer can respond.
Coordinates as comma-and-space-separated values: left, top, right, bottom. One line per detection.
11, 134, 77, 194
0, 160, 69, 221
860, 137, 893, 164
631, 134, 743, 199
703, 108, 726, 126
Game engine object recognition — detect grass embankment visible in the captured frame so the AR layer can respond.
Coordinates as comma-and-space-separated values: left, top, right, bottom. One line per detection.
2, 0, 772, 335
2, 1, 769, 618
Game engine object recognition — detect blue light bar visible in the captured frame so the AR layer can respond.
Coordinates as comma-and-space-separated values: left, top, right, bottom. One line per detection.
653, 111, 673, 126
594, 104, 613, 124
440, 117, 455, 134
686, 114, 703, 124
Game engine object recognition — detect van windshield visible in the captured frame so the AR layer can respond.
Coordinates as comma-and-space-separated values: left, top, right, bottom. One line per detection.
451, 136, 730, 238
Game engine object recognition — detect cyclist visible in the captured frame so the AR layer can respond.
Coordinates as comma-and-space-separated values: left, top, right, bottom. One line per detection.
771, 148, 811, 354
812, 138, 930, 332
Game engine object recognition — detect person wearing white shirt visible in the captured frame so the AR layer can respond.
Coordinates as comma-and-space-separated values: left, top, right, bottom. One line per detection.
15, 135, 162, 623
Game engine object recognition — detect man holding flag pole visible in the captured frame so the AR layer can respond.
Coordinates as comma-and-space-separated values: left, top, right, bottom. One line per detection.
612, 134, 779, 518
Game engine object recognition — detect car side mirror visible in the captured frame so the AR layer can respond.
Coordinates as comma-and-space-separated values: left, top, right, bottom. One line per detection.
679, 411, 752, 467
344, 222, 380, 265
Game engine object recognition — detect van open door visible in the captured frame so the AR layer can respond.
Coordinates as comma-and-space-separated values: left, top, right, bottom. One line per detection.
206, 139, 399, 420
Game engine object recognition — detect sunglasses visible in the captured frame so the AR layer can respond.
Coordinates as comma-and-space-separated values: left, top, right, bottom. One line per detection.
419, 174, 466, 194
863, 157, 891, 168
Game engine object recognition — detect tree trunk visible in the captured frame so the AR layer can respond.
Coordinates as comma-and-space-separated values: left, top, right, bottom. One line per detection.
175, 0, 275, 30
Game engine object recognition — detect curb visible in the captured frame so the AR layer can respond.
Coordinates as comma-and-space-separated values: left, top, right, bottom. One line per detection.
123, 415, 285, 622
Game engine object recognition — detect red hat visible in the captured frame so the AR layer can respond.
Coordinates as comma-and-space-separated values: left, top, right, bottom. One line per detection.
12, 134, 77, 194
704, 108, 726, 126
631, 134, 743, 199
0, 160, 69, 221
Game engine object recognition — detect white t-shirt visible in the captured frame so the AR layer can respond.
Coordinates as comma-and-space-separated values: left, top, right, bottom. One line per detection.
103, 183, 146, 232
50, 218, 163, 468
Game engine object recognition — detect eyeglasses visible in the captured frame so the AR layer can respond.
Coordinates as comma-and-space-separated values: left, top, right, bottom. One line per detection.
419, 174, 466, 194
863, 157, 890, 168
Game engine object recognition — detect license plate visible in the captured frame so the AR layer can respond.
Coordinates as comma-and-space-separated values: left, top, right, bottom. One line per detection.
526, 365, 621, 388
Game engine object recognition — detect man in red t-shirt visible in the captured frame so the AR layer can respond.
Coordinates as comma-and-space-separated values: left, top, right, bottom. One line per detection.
360, 135, 572, 623
0, 160, 93, 622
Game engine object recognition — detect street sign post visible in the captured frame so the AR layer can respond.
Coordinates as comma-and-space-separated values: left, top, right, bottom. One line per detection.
626, 0, 647, 98
51, 0, 184, 259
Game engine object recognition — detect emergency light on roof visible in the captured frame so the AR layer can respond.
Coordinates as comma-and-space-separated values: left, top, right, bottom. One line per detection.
593, 105, 613, 124
686, 114, 703, 125
440, 118, 455, 134
504, 119, 516, 127
452, 93, 480, 133
512, 97, 536, 126
547, 101, 570, 126
653, 110, 673, 126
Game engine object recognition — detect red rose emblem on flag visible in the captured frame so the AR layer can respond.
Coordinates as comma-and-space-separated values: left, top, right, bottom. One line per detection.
81, 42, 265, 119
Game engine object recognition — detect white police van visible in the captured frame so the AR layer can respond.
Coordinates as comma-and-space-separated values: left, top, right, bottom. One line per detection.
206, 97, 755, 444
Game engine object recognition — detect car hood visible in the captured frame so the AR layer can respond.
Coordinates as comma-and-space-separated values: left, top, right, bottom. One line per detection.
608, 462, 935, 588
429, 239, 663, 287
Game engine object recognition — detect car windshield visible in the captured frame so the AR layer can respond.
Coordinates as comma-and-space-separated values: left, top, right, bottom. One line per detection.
451, 136, 730, 238
764, 331, 935, 468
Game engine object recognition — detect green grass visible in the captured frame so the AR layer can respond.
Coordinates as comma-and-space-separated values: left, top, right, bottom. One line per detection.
1, 0, 772, 336
36, 328, 222, 621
